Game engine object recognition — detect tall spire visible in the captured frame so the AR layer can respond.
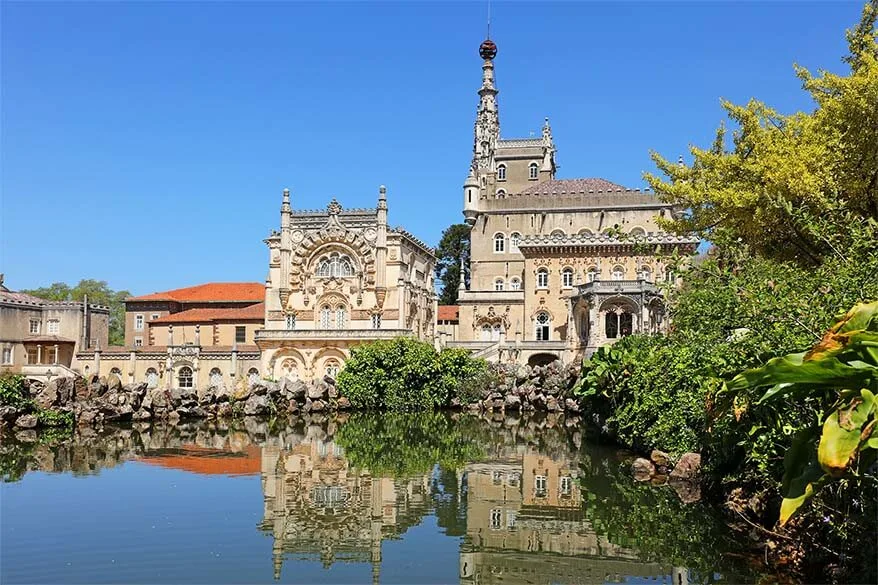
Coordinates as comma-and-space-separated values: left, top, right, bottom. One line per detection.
472, 38, 499, 173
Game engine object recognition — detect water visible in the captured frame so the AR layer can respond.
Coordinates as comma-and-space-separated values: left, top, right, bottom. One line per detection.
1, 413, 759, 584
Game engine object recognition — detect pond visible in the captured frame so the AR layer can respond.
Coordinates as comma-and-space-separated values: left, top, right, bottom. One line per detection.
1, 413, 760, 584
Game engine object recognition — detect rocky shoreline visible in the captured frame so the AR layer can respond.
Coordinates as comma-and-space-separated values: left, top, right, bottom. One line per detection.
0, 359, 584, 434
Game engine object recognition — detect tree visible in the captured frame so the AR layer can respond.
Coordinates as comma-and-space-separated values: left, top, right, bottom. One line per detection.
23, 279, 131, 346
645, 0, 878, 265
434, 224, 470, 305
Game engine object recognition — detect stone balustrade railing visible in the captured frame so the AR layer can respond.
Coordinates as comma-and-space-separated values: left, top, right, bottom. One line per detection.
255, 328, 414, 341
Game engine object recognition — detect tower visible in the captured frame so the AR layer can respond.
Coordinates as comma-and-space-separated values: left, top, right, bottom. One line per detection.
472, 38, 499, 173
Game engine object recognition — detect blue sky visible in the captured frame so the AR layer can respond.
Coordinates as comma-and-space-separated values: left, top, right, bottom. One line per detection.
1, 1, 862, 295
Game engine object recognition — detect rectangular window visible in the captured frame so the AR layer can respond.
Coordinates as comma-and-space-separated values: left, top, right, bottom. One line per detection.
534, 475, 547, 498
490, 509, 502, 530
47, 319, 60, 334
29, 320, 40, 334
150, 313, 160, 321
235, 326, 246, 343
135, 314, 144, 331
134, 337, 143, 348
506, 511, 517, 529
285, 314, 296, 330
371, 314, 381, 329
2, 347, 12, 365
26, 347, 38, 364
537, 270, 549, 289
560, 476, 572, 496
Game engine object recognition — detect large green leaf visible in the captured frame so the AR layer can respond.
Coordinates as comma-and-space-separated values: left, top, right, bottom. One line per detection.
724, 351, 875, 396
817, 392, 876, 477
779, 428, 824, 526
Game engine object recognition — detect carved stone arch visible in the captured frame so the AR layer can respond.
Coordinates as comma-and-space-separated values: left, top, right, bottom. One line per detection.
529, 306, 555, 322
312, 346, 347, 373
289, 229, 376, 289
269, 348, 307, 381
599, 295, 639, 313
316, 292, 348, 310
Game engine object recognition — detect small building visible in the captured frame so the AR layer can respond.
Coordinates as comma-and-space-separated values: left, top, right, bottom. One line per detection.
0, 274, 109, 380
436, 305, 460, 342
77, 282, 264, 390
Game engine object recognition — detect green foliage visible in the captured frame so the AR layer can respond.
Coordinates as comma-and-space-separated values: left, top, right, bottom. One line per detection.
0, 374, 74, 430
22, 279, 131, 345
719, 302, 878, 525
334, 411, 484, 477
434, 223, 470, 305
335, 337, 488, 410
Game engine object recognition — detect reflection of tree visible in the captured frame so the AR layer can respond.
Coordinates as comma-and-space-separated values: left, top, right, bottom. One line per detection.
578, 451, 756, 582
335, 412, 484, 477
432, 466, 467, 537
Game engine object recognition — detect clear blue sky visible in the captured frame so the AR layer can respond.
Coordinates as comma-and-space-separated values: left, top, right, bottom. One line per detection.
1, 1, 862, 295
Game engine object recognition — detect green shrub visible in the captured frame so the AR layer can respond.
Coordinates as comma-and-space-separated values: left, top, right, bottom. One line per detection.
336, 337, 488, 410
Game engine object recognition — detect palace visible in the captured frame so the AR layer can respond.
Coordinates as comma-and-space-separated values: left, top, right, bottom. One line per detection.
451, 39, 698, 365
13, 35, 698, 387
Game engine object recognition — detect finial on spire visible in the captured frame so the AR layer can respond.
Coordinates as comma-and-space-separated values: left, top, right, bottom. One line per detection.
677, 155, 685, 165
479, 39, 497, 60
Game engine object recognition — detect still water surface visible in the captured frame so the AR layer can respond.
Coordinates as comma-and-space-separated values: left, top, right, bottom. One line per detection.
1, 413, 758, 584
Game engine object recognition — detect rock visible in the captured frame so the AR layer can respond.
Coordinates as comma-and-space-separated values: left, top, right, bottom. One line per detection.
336, 396, 352, 410
243, 394, 269, 416
450, 397, 461, 408
669, 478, 702, 504
564, 398, 580, 413
492, 398, 504, 410
327, 385, 339, 399
264, 380, 280, 397
283, 379, 307, 400
310, 399, 326, 412
546, 396, 561, 412
216, 403, 233, 418
287, 399, 300, 413
15, 430, 38, 443
669, 453, 701, 482
323, 375, 336, 386
0, 406, 20, 424
214, 384, 232, 403
504, 394, 521, 410
489, 392, 503, 400
107, 373, 123, 393
631, 457, 655, 482
307, 383, 326, 401
15, 414, 38, 429
251, 382, 269, 396
650, 450, 672, 469
132, 409, 151, 421
175, 407, 192, 418
148, 388, 169, 409
302, 398, 312, 413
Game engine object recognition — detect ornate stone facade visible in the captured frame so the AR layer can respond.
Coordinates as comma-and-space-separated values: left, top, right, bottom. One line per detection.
257, 186, 436, 382
454, 39, 698, 364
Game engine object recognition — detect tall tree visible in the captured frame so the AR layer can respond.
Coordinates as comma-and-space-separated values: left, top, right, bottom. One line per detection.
645, 0, 878, 265
23, 279, 131, 346
434, 224, 470, 305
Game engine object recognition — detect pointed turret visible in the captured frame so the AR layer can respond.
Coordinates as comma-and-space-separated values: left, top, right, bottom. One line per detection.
463, 168, 479, 225
472, 39, 500, 174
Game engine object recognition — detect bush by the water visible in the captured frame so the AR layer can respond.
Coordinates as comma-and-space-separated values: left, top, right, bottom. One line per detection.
336, 337, 488, 410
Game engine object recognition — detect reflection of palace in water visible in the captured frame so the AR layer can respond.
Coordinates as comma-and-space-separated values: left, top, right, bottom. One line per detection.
461, 445, 679, 585
260, 433, 431, 582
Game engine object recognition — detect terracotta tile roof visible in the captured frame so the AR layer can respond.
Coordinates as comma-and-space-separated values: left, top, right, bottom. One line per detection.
437, 305, 459, 321
127, 282, 264, 303
23, 335, 77, 344
151, 303, 265, 324
521, 178, 627, 195
138, 445, 261, 476
0, 290, 49, 306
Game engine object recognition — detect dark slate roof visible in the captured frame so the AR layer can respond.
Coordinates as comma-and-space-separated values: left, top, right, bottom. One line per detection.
521, 178, 627, 195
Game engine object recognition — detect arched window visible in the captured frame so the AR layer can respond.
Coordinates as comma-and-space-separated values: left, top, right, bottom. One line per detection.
325, 359, 341, 379
536, 268, 549, 289
178, 366, 193, 388
528, 162, 539, 180
248, 368, 260, 385
494, 278, 505, 291
209, 367, 223, 387
335, 306, 347, 329
562, 267, 574, 288
612, 265, 625, 280
586, 266, 598, 283
510, 232, 521, 253
492, 323, 502, 341
146, 367, 159, 389
535, 312, 551, 341
497, 164, 506, 180
493, 233, 505, 253
510, 277, 521, 291
496, 189, 506, 198
640, 266, 652, 281
316, 252, 355, 278
550, 229, 566, 237
629, 227, 646, 237
480, 324, 492, 341
110, 367, 122, 377
578, 228, 594, 236
606, 311, 634, 339
320, 306, 332, 328
285, 314, 296, 330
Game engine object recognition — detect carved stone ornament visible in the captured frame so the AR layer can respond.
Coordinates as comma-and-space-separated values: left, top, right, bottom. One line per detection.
364, 227, 377, 242
327, 199, 342, 216
291, 230, 304, 243
170, 346, 199, 357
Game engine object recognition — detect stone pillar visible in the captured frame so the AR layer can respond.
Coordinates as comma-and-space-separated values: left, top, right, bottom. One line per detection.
129, 350, 136, 381
53, 343, 59, 364
94, 346, 102, 374
165, 353, 173, 390
231, 343, 238, 380
195, 324, 201, 346
168, 325, 174, 347
37, 344, 42, 364
397, 278, 406, 329
566, 299, 575, 345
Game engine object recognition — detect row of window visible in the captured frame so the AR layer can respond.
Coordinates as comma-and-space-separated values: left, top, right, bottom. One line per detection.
492, 266, 658, 291
285, 311, 383, 330
134, 313, 162, 331
496, 162, 540, 182
28, 319, 60, 335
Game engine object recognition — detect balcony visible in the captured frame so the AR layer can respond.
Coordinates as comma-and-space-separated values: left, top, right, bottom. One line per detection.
571, 279, 661, 297
255, 328, 414, 345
